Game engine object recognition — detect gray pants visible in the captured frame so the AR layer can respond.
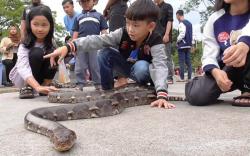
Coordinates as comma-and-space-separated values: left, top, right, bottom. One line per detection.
165, 43, 174, 80
185, 66, 247, 106
185, 75, 222, 106
75, 51, 100, 85
109, 0, 127, 32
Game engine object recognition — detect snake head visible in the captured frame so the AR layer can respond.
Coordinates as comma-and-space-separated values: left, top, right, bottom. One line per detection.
51, 128, 77, 152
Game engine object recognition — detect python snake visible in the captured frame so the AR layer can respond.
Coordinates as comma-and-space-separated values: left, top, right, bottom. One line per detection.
24, 86, 177, 151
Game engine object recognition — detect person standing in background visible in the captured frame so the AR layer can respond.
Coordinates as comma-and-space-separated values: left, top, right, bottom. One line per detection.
103, 0, 128, 32
176, 9, 193, 82
0, 24, 21, 86
72, 0, 108, 90
103, 0, 128, 88
62, 0, 80, 36
154, 0, 174, 84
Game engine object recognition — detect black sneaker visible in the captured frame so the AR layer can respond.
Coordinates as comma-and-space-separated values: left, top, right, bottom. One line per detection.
3, 82, 14, 87
19, 86, 35, 99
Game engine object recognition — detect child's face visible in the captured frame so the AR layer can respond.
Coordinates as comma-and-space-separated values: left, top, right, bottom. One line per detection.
126, 19, 155, 43
63, 2, 74, 16
30, 15, 50, 42
80, 0, 96, 11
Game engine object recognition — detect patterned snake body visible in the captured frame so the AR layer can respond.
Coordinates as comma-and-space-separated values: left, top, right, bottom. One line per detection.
24, 87, 156, 151
48, 86, 186, 104
48, 85, 158, 104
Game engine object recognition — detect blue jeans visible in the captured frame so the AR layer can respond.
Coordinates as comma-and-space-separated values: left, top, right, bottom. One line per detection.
98, 48, 151, 90
178, 48, 192, 80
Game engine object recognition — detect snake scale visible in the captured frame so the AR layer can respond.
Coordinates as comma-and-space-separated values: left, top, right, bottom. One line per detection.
24, 84, 186, 151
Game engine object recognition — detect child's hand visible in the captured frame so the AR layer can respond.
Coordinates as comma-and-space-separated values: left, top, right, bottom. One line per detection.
43, 46, 68, 61
150, 99, 176, 109
35, 85, 59, 95
223, 42, 249, 67
163, 34, 170, 44
211, 68, 232, 92
50, 56, 57, 68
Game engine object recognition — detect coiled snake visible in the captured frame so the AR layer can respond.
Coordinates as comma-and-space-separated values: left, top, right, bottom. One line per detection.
24, 85, 185, 151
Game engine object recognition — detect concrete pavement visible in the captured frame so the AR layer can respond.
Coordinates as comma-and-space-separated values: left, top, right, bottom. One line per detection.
0, 86, 18, 94
0, 82, 249, 156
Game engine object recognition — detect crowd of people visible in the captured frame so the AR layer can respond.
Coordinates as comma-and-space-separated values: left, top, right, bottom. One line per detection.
0, 0, 249, 107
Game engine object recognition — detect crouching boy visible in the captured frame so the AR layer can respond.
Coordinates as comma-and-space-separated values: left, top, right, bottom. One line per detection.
44, 0, 175, 109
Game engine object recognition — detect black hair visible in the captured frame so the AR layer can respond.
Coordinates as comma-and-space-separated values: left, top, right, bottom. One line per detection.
8, 23, 19, 30
176, 10, 184, 16
79, 0, 99, 4
125, 0, 159, 22
214, 0, 250, 12
214, 0, 230, 11
62, 0, 73, 6
23, 5, 54, 51
32, 0, 41, 6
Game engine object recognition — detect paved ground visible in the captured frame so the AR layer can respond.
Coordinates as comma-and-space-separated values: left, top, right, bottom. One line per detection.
0, 81, 250, 156
0, 86, 18, 94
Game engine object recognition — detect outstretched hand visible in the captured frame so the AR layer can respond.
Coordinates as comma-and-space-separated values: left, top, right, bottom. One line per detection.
44, 46, 69, 63
150, 99, 176, 109
49, 56, 57, 68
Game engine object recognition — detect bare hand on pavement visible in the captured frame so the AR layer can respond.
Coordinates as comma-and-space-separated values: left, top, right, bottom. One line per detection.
150, 99, 176, 109
36, 86, 59, 95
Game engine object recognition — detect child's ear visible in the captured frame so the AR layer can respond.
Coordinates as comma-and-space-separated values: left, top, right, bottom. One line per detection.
148, 22, 156, 34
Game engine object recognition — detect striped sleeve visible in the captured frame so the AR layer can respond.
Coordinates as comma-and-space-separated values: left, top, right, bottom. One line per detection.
65, 28, 123, 54
202, 9, 225, 73
156, 90, 168, 100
